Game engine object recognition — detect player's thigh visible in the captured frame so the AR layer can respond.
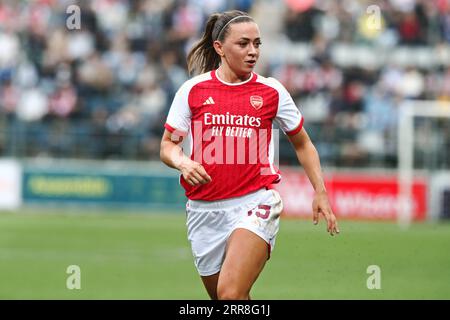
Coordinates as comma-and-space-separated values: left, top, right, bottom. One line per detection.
201, 272, 220, 300
217, 228, 269, 299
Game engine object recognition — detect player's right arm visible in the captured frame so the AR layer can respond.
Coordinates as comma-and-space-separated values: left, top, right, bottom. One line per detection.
160, 130, 212, 186
161, 76, 212, 186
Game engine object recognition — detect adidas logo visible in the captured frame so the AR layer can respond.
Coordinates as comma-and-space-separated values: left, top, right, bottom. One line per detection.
203, 97, 215, 105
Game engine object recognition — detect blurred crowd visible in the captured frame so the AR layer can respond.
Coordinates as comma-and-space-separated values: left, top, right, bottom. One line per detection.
0, 0, 449, 168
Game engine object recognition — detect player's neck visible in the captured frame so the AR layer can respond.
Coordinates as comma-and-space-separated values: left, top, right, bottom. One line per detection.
216, 67, 252, 84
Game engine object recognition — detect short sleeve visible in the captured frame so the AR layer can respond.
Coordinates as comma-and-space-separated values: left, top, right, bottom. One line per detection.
164, 84, 192, 136
273, 79, 304, 136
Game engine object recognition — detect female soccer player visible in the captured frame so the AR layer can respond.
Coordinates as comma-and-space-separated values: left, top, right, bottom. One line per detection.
160, 10, 339, 300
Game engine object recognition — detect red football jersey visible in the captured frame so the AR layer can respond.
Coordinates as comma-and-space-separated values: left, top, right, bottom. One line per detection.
165, 70, 303, 201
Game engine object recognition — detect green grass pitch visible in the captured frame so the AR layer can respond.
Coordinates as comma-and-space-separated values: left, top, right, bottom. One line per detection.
1, 208, 449, 299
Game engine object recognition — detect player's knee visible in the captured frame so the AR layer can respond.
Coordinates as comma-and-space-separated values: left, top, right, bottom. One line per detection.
217, 285, 249, 300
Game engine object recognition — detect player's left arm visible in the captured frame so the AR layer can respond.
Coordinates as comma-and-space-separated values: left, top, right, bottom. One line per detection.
287, 128, 340, 236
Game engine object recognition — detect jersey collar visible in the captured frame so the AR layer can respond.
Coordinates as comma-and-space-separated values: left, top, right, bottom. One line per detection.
211, 69, 257, 86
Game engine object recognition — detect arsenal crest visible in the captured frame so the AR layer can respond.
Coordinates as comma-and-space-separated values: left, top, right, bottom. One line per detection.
250, 95, 263, 110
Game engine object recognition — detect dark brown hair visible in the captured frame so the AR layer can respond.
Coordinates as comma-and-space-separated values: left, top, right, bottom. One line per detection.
187, 10, 254, 75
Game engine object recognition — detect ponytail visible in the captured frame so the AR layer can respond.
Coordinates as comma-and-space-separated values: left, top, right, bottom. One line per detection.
187, 14, 221, 75
187, 11, 253, 75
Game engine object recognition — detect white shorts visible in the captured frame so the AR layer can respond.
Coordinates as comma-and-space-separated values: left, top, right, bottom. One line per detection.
186, 188, 283, 276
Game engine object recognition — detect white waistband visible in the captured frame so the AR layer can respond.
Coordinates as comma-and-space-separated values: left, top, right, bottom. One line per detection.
187, 188, 267, 210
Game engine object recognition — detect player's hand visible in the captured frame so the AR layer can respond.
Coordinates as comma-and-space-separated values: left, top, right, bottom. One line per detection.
178, 158, 212, 186
312, 190, 339, 236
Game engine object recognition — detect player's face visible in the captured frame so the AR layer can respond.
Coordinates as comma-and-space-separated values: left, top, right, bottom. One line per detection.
219, 22, 261, 77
